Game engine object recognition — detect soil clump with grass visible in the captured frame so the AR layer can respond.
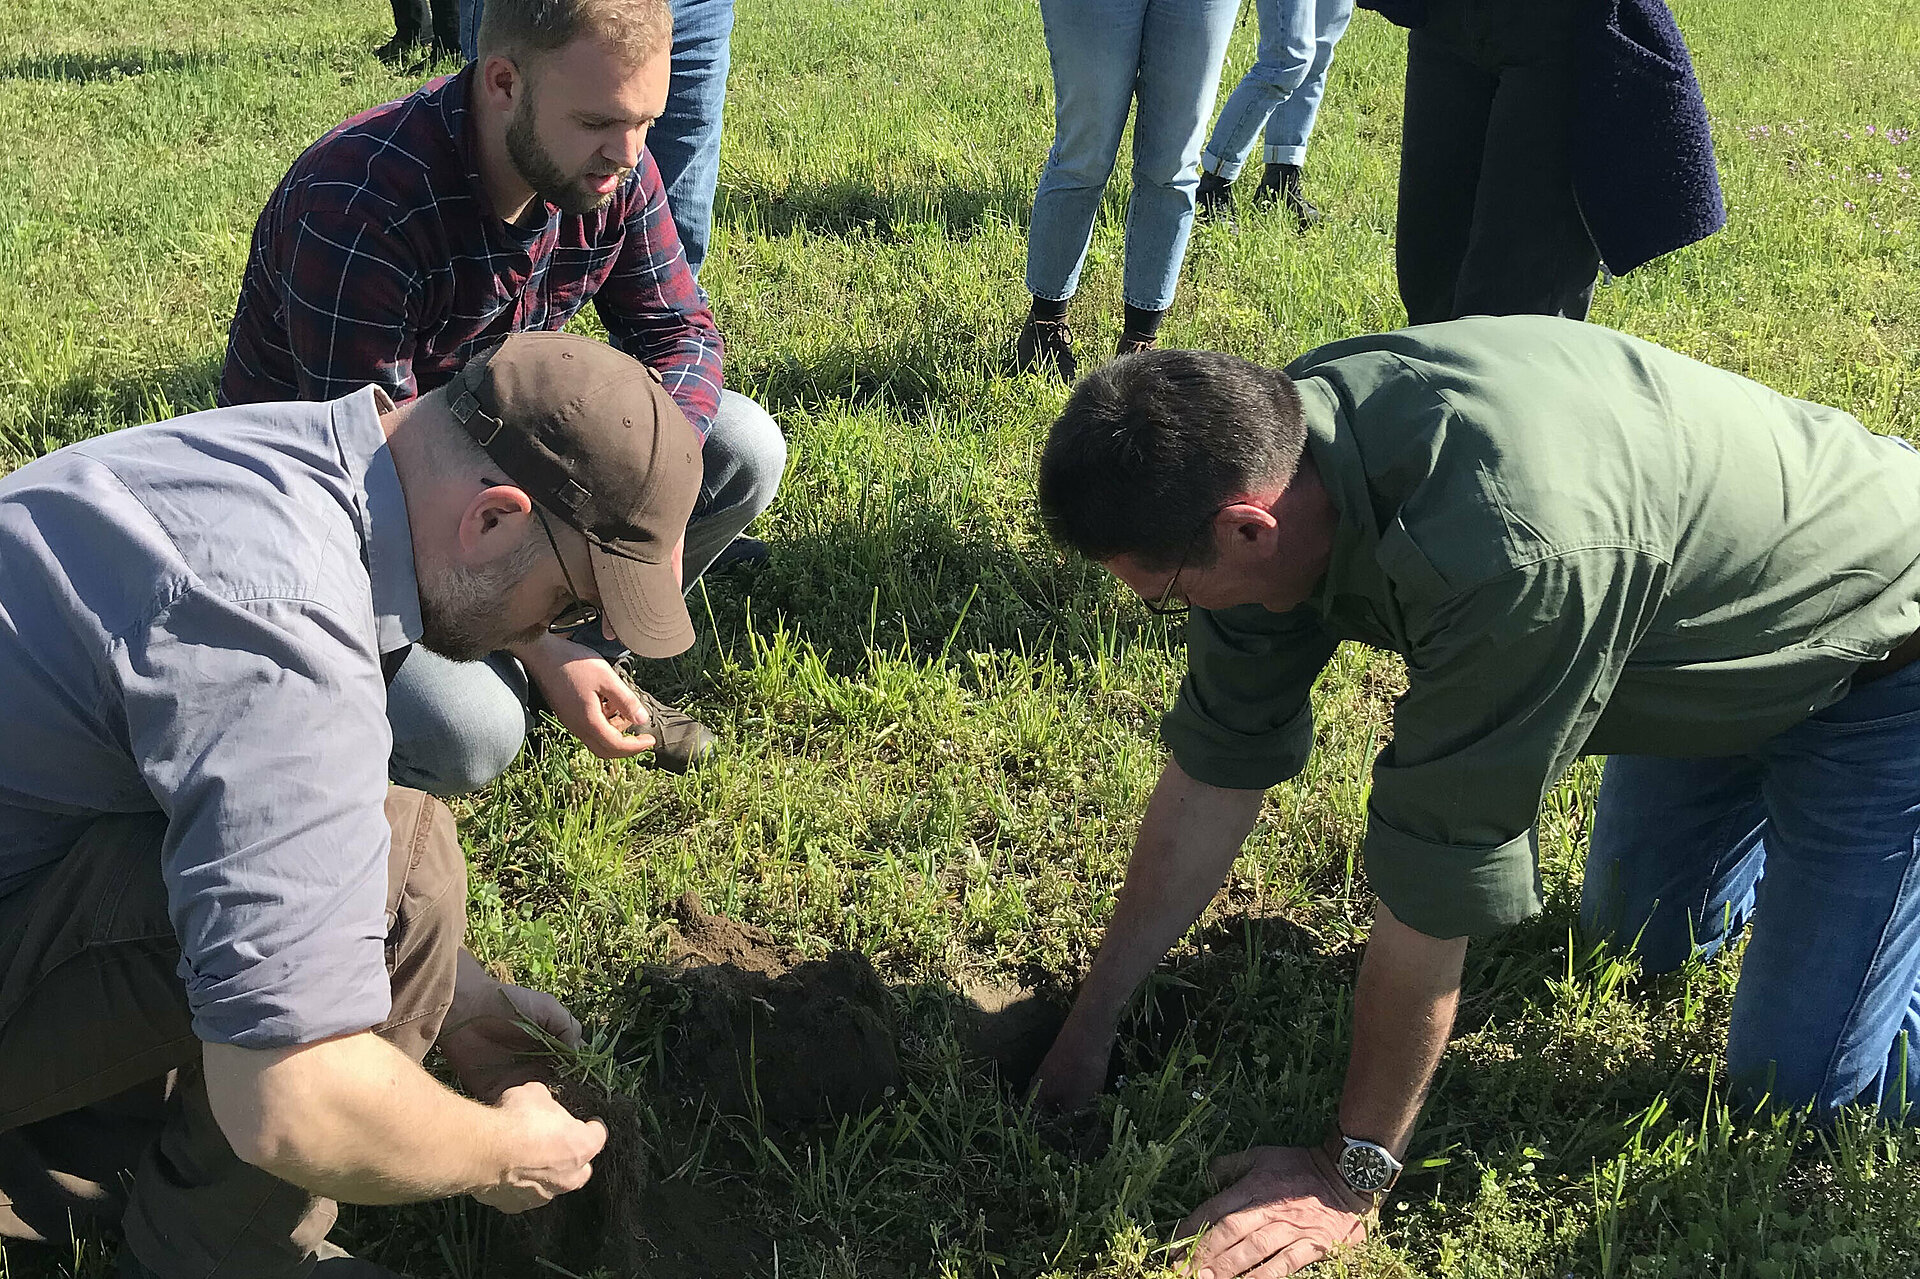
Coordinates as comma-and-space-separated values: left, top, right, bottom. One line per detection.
483, 1078, 775, 1279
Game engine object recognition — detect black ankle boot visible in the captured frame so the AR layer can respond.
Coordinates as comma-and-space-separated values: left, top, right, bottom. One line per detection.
375, 0, 432, 61
1013, 314, 1078, 382
1195, 172, 1235, 230
1253, 163, 1320, 230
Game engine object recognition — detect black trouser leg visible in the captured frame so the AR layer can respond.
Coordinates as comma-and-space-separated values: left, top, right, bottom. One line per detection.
385, 0, 431, 49
1395, 27, 1497, 325
428, 0, 461, 55
1395, 0, 1599, 324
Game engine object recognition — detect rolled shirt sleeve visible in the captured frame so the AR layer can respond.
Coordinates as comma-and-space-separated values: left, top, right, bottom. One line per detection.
1366, 548, 1669, 938
1162, 604, 1341, 790
116, 587, 397, 1048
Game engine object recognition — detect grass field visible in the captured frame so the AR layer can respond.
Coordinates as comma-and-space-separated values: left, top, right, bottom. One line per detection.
3, 0, 1919, 1274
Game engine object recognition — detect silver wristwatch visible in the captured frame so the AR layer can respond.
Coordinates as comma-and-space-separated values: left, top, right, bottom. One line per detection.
1327, 1132, 1403, 1200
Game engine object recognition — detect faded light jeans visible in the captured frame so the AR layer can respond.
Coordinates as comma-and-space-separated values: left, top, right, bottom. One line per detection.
1200, 0, 1355, 180
1025, 0, 1239, 313
386, 389, 784, 795
1582, 659, 1920, 1122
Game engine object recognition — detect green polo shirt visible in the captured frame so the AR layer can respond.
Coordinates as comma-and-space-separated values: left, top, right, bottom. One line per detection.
1161, 316, 1920, 940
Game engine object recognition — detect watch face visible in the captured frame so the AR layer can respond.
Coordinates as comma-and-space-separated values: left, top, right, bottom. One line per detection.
1339, 1142, 1395, 1193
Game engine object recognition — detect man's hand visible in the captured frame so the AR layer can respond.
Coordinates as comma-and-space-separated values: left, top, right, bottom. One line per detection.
441, 951, 585, 1103
470, 1081, 607, 1215
1178, 1146, 1369, 1279
515, 633, 655, 759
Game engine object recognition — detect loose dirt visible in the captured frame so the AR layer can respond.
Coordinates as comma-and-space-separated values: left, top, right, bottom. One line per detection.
657, 892, 902, 1122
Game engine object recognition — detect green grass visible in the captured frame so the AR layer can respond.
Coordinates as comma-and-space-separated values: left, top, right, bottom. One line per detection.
3, 0, 1919, 1274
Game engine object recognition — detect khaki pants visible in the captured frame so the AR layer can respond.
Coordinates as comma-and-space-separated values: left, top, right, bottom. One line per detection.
0, 788, 466, 1277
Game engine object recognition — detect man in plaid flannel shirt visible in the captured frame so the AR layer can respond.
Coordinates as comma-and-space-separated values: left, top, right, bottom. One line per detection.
220, 0, 783, 790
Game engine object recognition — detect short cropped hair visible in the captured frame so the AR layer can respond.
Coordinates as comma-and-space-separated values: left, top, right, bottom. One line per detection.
1037, 349, 1309, 571
477, 0, 672, 70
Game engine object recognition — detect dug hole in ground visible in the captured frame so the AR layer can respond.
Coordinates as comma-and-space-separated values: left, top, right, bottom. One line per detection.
485, 892, 1070, 1278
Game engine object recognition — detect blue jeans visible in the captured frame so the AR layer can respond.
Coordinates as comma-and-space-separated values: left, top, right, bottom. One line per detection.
1025, 0, 1240, 312
1583, 660, 1920, 1121
458, 0, 733, 279
652, 0, 735, 278
386, 389, 785, 795
1199, 0, 1354, 179
458, 0, 480, 61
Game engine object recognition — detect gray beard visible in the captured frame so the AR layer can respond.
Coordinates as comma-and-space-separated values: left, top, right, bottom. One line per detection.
415, 537, 549, 662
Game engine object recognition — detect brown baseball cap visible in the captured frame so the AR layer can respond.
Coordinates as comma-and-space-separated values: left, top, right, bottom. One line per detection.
445, 332, 703, 659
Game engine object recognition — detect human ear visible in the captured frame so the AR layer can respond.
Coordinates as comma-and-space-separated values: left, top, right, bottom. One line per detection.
1217, 500, 1279, 550
478, 55, 524, 111
458, 484, 534, 562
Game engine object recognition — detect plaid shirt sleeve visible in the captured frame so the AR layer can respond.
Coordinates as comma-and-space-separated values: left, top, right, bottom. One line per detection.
591, 153, 723, 440
279, 209, 423, 403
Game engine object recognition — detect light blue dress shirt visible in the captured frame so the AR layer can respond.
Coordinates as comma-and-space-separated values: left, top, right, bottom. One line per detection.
0, 387, 424, 1048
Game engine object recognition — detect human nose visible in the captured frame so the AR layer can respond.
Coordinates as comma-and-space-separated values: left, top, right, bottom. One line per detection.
607, 125, 647, 171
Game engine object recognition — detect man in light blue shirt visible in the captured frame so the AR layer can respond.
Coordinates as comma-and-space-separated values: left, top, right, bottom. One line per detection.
0, 334, 695, 1275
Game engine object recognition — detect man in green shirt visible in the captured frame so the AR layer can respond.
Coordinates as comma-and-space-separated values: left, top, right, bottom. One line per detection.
1030, 315, 1920, 1278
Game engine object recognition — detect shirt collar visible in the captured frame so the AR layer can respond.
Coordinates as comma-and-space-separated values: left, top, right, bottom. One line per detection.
448, 64, 487, 204
1294, 374, 1386, 621
336, 385, 423, 654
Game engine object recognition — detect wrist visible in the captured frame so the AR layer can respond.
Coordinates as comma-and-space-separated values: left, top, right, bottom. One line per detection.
1318, 1126, 1401, 1213
466, 1096, 521, 1196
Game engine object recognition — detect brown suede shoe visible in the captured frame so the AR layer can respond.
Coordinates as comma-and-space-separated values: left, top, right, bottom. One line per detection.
631, 686, 718, 772
1115, 333, 1157, 358
1013, 315, 1079, 381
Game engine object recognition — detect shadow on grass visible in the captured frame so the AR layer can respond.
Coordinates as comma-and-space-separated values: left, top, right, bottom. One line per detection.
0, 48, 222, 82
719, 172, 1032, 243
1, 354, 225, 467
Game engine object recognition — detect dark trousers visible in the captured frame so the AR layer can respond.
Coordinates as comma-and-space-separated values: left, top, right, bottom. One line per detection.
0, 789, 466, 1276
387, 0, 459, 54
1394, 0, 1601, 325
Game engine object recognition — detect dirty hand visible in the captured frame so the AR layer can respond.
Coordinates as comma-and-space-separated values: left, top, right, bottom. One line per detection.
1177, 1145, 1370, 1279
472, 1081, 606, 1214
518, 634, 655, 759
1029, 1019, 1113, 1114
442, 954, 585, 1103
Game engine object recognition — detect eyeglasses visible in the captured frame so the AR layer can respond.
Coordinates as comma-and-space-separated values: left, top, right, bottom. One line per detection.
1142, 506, 1228, 617
531, 504, 602, 634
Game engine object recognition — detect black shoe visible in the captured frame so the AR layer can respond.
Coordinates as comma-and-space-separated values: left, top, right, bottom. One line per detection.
707, 534, 770, 576
1013, 316, 1078, 382
376, 0, 431, 63
1195, 172, 1236, 231
1253, 163, 1321, 231
373, 33, 428, 62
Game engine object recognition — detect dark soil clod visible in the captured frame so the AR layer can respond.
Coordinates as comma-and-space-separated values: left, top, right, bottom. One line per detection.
486, 1079, 775, 1279
656, 892, 903, 1123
